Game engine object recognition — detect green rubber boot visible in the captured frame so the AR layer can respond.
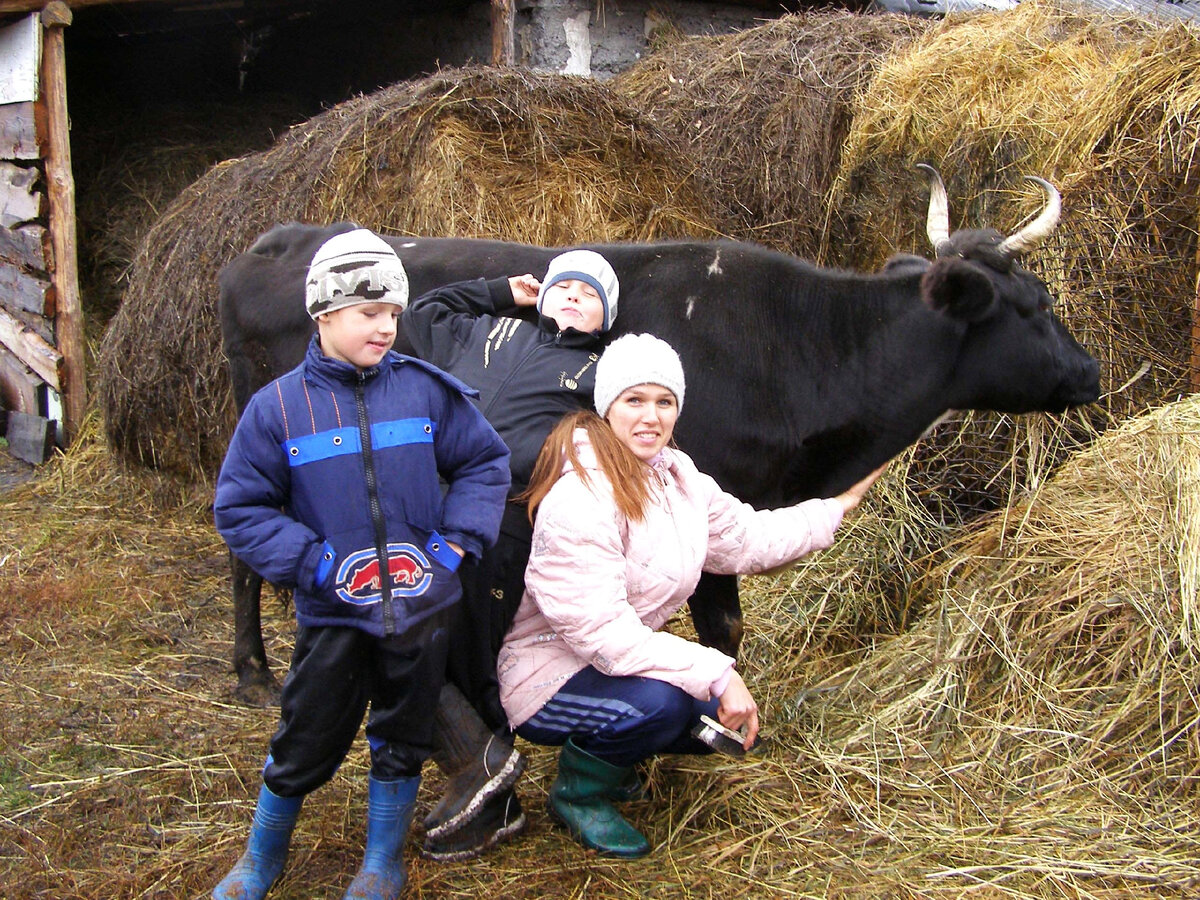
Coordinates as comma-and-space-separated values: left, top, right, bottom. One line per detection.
547, 738, 650, 859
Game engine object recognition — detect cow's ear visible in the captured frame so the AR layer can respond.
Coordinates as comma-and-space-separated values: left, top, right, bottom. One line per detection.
921, 257, 996, 322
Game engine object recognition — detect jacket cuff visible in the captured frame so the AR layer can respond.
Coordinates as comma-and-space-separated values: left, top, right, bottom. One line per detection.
710, 665, 734, 700
298, 540, 328, 592
440, 529, 481, 561
823, 497, 845, 532
486, 277, 516, 312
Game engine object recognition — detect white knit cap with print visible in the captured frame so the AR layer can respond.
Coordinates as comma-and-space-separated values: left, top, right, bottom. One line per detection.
305, 228, 409, 319
536, 249, 620, 332
593, 333, 686, 418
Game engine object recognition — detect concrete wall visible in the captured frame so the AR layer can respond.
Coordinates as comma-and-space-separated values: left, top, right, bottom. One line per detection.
516, 0, 780, 79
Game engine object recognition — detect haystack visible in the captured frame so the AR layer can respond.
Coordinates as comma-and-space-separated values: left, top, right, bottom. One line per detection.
821, 0, 1200, 521
738, 393, 1200, 893
614, 9, 930, 259
95, 66, 727, 479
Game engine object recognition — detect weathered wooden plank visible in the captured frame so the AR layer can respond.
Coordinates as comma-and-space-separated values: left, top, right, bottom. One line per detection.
0, 160, 42, 226
0, 304, 60, 388
5, 409, 53, 464
0, 100, 39, 159
5, 300, 52, 345
41, 6, 84, 442
0, 221, 49, 270
0, 13, 39, 105
0, 259, 52, 315
0, 339, 39, 414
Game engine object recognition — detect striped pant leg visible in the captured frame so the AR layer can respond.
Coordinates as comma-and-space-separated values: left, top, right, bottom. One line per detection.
515, 666, 718, 767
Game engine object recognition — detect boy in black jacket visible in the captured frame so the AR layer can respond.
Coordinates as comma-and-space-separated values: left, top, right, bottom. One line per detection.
403, 249, 619, 859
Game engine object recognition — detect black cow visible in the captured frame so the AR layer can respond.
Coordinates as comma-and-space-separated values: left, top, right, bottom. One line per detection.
217, 168, 1100, 704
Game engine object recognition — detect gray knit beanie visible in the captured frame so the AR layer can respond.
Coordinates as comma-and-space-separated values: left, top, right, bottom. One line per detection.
536, 249, 620, 332
305, 228, 409, 319
594, 333, 686, 418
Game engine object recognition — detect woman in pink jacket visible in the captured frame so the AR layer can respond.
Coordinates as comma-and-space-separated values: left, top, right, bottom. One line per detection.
496, 333, 885, 858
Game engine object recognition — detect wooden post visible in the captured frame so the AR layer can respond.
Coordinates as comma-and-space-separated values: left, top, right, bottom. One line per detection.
491, 0, 515, 66
39, 1, 85, 443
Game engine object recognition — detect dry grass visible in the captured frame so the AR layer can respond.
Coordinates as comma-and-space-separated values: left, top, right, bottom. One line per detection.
3, 397, 1198, 897
614, 10, 931, 259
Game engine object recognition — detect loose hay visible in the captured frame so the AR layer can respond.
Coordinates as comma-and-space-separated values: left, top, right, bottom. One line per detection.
771, 393, 1200, 895
95, 66, 727, 480
72, 96, 308, 334
614, 9, 931, 259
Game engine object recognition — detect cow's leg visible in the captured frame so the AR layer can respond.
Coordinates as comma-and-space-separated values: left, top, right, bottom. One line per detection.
687, 572, 743, 660
231, 550, 280, 706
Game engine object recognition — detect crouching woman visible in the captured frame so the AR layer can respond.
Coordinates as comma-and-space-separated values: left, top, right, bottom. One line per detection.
496, 333, 885, 858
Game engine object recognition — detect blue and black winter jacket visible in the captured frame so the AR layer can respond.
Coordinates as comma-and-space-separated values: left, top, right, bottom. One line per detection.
214, 336, 511, 637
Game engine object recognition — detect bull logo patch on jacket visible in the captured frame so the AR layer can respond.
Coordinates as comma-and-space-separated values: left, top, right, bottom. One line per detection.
335, 543, 432, 605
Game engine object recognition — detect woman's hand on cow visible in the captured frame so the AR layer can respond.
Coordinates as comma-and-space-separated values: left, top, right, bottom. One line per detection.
509, 274, 541, 306
717, 670, 760, 750
835, 462, 889, 514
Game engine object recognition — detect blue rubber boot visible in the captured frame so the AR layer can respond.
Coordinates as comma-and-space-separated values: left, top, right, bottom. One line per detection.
213, 783, 303, 900
343, 776, 420, 900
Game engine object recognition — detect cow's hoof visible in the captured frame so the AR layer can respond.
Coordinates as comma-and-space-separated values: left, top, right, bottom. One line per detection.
234, 675, 281, 708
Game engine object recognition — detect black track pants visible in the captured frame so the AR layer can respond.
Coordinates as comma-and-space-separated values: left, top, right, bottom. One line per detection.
263, 616, 450, 797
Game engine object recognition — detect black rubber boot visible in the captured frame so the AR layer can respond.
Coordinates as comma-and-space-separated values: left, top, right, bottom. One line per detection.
423, 682, 525, 840
420, 788, 527, 861
547, 738, 650, 859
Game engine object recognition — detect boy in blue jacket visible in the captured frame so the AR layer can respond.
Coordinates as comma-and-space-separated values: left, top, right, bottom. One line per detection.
212, 229, 510, 900
402, 249, 618, 859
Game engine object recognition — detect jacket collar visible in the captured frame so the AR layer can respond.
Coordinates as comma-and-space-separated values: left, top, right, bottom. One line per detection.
304, 333, 388, 388
568, 428, 680, 484
536, 313, 605, 348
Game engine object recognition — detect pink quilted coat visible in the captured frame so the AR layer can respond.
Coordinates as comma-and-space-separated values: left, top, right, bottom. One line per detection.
498, 430, 845, 728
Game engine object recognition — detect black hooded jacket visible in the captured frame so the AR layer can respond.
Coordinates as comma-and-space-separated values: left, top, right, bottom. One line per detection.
404, 277, 603, 497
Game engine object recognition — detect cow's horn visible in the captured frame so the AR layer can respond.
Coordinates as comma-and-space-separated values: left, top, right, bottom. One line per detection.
917, 164, 954, 256
997, 176, 1061, 256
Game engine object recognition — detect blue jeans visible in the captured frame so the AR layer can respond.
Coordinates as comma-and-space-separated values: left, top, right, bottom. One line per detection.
515, 666, 718, 767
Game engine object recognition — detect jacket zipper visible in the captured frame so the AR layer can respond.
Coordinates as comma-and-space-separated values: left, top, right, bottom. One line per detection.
356, 373, 396, 636
480, 336, 544, 419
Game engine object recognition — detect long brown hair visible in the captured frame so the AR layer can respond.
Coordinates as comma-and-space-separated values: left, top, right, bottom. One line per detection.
521, 410, 655, 522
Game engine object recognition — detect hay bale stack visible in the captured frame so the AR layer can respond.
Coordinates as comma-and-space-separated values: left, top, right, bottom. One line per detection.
748, 395, 1200, 891
614, 10, 930, 259
821, 0, 1200, 520
96, 66, 727, 479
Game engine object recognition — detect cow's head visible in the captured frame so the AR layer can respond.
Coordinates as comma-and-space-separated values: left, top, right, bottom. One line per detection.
915, 166, 1100, 414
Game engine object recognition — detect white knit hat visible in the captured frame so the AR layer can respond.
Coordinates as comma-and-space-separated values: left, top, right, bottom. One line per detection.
536, 249, 620, 332
594, 333, 686, 418
305, 228, 409, 319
